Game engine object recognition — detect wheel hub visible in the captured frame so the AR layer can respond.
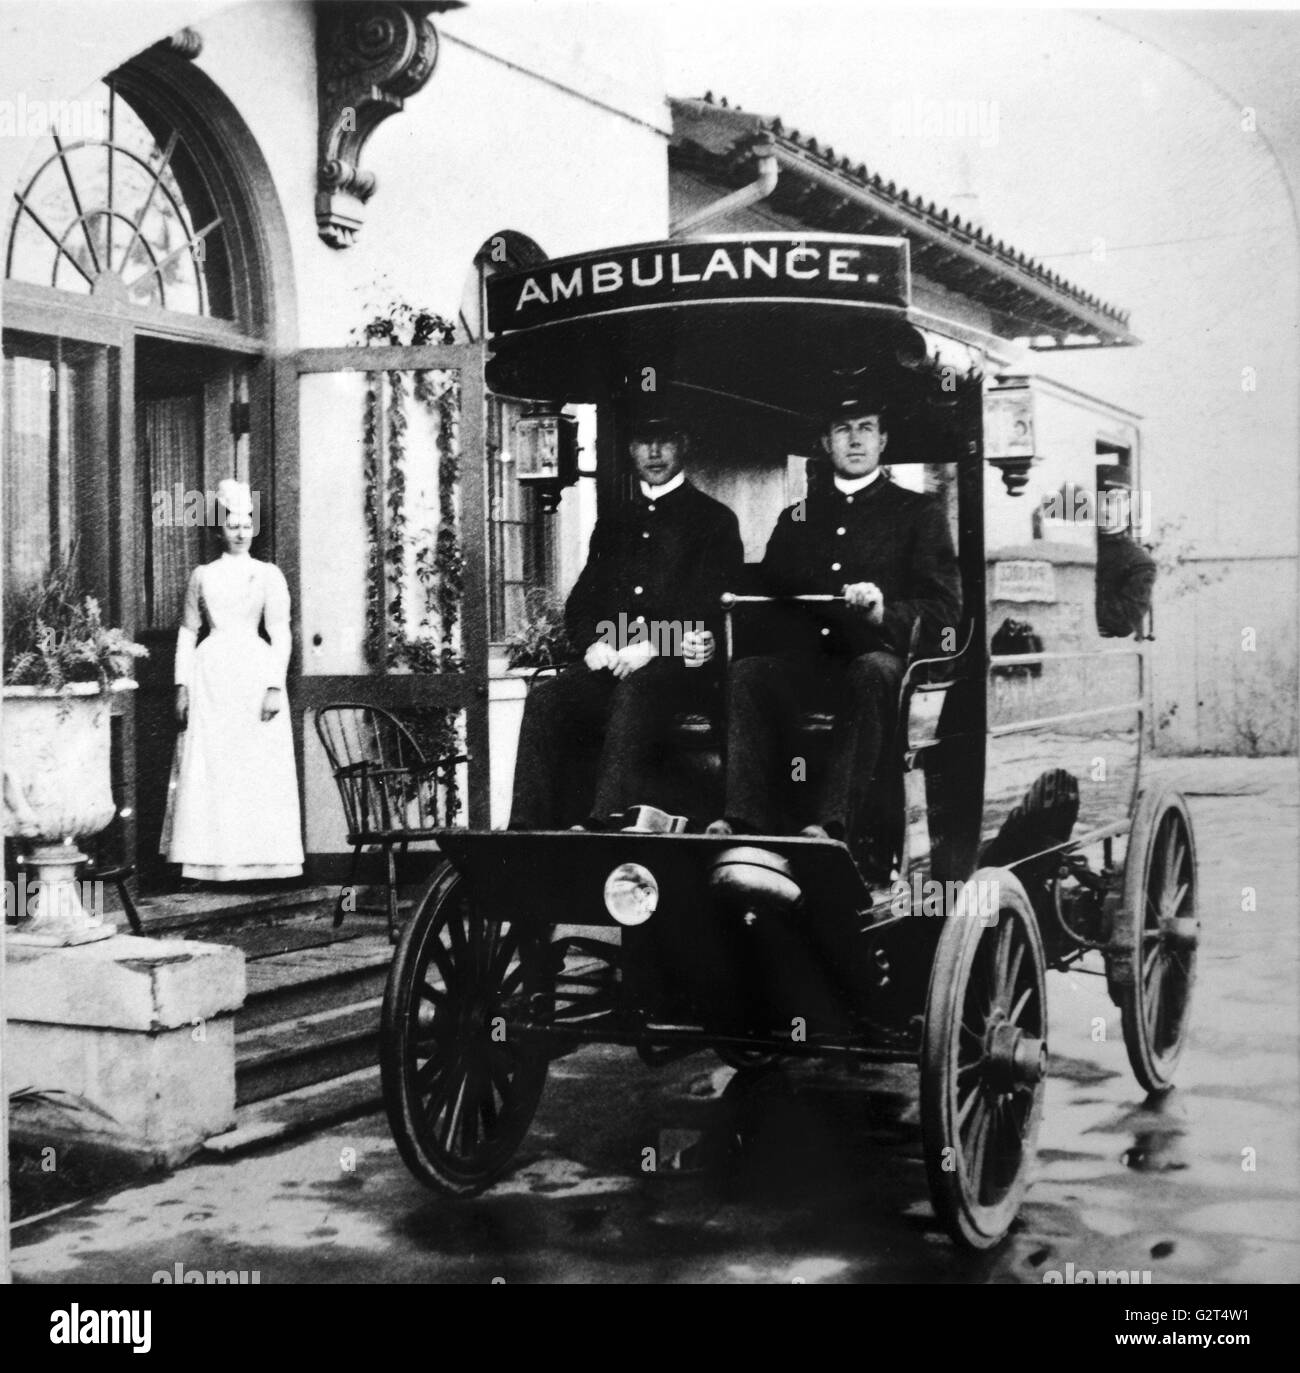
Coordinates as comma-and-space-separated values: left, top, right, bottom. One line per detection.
984, 1019, 1046, 1091
1163, 915, 1199, 954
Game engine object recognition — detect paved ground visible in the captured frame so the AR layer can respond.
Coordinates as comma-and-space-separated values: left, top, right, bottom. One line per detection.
12, 757, 1299, 1284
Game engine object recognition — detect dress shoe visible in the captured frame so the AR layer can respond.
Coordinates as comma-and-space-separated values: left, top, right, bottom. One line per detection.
705, 818, 734, 837
799, 823, 831, 840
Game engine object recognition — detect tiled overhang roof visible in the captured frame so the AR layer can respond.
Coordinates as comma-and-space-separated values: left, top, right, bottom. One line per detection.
670, 94, 1136, 349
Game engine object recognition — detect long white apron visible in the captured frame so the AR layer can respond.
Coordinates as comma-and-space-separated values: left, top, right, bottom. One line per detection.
160, 554, 304, 880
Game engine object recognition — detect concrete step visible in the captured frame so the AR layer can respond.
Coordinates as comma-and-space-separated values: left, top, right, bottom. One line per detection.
206, 1066, 385, 1157
132, 885, 338, 938
239, 935, 393, 1031
235, 998, 382, 1107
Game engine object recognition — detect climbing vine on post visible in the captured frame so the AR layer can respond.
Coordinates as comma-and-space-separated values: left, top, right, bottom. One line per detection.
352, 300, 467, 818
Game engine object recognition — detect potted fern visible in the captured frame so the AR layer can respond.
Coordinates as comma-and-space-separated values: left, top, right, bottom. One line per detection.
3, 557, 147, 945
503, 588, 573, 672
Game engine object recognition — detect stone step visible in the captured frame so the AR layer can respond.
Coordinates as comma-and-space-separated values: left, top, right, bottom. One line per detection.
205, 1066, 385, 1157
235, 999, 382, 1106
239, 934, 393, 1031
130, 885, 339, 938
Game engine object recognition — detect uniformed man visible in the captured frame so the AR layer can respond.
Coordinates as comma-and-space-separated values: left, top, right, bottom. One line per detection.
509, 409, 743, 829
1095, 466, 1156, 639
707, 389, 962, 870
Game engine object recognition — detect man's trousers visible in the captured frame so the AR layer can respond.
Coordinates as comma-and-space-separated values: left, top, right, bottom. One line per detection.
509, 658, 712, 828
722, 649, 904, 838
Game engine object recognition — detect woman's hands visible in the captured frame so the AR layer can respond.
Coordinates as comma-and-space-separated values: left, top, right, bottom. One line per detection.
177, 685, 283, 726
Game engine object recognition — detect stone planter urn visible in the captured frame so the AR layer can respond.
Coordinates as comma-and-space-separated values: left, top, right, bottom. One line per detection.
2, 680, 135, 945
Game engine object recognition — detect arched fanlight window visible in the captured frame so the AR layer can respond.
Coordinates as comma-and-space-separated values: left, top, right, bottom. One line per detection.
6, 76, 232, 317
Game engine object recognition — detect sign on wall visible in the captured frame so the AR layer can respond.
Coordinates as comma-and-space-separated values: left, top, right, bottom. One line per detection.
992, 559, 1057, 602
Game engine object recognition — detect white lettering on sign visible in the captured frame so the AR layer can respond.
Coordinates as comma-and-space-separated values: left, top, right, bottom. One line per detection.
551, 268, 582, 301
992, 560, 1056, 603
743, 245, 779, 278
506, 241, 899, 313
786, 246, 820, 279
591, 261, 623, 293
701, 248, 740, 281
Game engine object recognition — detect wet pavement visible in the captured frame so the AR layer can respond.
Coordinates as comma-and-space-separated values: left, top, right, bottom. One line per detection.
11, 757, 1299, 1284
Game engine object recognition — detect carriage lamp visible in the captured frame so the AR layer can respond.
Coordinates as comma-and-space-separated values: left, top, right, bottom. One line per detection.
603, 862, 659, 926
513, 403, 579, 511
984, 381, 1038, 496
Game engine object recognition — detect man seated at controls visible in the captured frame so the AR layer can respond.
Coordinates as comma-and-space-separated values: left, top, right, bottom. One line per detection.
1095, 465, 1156, 639
510, 406, 744, 829
707, 387, 962, 876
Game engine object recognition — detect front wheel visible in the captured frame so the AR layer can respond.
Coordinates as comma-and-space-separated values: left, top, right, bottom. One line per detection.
921, 868, 1048, 1250
381, 862, 551, 1196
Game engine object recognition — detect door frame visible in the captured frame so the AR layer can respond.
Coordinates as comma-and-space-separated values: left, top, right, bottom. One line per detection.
281, 343, 491, 878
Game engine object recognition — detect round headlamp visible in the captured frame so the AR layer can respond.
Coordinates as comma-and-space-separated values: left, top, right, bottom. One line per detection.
603, 862, 659, 926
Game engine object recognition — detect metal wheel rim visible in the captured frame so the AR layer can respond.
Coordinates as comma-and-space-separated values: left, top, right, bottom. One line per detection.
395, 877, 548, 1184
1132, 805, 1197, 1074
949, 910, 1046, 1210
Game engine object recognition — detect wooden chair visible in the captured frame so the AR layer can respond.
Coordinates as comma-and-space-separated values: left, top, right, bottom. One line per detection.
314, 703, 467, 942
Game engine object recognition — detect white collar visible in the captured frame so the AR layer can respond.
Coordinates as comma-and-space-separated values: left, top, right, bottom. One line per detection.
834, 469, 883, 496
640, 471, 686, 501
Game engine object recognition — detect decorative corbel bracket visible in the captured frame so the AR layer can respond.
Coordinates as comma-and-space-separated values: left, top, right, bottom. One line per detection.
316, 3, 459, 249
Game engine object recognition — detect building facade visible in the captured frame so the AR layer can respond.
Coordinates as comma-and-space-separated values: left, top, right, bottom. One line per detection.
1, 0, 668, 881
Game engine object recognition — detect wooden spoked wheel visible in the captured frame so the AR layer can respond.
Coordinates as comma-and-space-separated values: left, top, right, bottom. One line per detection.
921, 869, 1048, 1250
1116, 789, 1199, 1094
381, 863, 551, 1196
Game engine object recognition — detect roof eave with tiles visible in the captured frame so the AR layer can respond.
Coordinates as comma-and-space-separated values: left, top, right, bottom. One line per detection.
670, 94, 1137, 349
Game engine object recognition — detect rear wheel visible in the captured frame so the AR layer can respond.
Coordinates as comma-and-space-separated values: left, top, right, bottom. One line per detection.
381, 863, 551, 1195
1114, 789, 1198, 1094
921, 868, 1048, 1250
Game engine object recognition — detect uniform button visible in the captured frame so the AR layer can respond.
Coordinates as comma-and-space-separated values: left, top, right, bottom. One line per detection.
836, 527, 846, 536
820, 627, 830, 637
635, 616, 646, 625
647, 504, 656, 513
634, 586, 643, 595
642, 531, 650, 539
831, 562, 842, 572
846, 495, 854, 504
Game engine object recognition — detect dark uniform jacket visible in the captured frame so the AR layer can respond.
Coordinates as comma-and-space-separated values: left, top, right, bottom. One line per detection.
1096, 536, 1156, 639
564, 477, 744, 657
756, 475, 963, 661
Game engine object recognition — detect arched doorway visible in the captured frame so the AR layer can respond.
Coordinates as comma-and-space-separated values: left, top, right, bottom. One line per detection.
3, 47, 294, 887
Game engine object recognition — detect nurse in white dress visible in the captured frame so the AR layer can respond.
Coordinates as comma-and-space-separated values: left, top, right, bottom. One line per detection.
161, 479, 304, 881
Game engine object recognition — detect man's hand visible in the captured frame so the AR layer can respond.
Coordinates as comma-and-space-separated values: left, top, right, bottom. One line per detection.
681, 629, 716, 668
261, 687, 284, 722
843, 581, 885, 626
174, 685, 189, 730
584, 641, 620, 673
612, 641, 656, 679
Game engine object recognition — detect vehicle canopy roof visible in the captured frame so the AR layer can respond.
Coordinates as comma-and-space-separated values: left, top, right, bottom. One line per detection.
485, 233, 973, 460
